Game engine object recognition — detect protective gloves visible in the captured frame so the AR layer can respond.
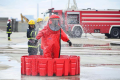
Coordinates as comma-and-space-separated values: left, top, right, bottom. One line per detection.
67, 40, 72, 46
34, 39, 38, 45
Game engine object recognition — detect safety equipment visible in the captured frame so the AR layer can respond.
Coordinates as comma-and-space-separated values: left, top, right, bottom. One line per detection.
67, 40, 72, 46
36, 21, 69, 58
49, 19, 61, 31
7, 22, 12, 33
27, 25, 38, 55
28, 40, 38, 48
8, 33, 11, 41
8, 19, 11, 22
27, 30, 37, 40
27, 28, 37, 39
43, 17, 49, 21
50, 14, 60, 19
37, 18, 43, 22
7, 21, 12, 41
8, 39, 11, 41
28, 20, 35, 25
48, 14, 61, 31
34, 39, 38, 45
36, 18, 43, 55
28, 47, 38, 55
7, 28, 12, 33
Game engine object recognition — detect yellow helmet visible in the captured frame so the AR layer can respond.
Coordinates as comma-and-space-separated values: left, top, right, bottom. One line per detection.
44, 17, 49, 21
28, 20, 35, 25
37, 18, 43, 22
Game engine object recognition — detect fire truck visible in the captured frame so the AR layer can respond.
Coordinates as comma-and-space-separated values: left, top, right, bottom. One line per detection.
45, 0, 120, 38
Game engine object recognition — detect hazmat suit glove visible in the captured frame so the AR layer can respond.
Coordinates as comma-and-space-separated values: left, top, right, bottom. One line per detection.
34, 39, 38, 45
67, 40, 72, 46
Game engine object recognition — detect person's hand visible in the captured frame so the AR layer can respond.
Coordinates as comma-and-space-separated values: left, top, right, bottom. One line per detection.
34, 39, 38, 44
67, 40, 72, 46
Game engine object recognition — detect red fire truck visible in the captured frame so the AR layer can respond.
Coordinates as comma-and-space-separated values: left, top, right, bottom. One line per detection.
45, 8, 120, 38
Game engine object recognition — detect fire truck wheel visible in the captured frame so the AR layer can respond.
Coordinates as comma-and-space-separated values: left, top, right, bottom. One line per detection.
110, 28, 120, 38
73, 26, 82, 38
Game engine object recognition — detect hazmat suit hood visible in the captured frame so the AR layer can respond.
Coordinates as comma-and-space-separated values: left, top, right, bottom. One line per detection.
48, 14, 61, 31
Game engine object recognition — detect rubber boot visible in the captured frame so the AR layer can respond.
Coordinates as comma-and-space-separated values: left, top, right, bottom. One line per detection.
8, 37, 11, 41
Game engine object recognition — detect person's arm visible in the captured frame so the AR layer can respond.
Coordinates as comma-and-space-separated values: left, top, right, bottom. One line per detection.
7, 23, 8, 31
36, 30, 44, 40
61, 29, 72, 46
36, 25, 47, 40
61, 28, 69, 42
34, 29, 45, 44
27, 29, 31, 38
7, 23, 10, 32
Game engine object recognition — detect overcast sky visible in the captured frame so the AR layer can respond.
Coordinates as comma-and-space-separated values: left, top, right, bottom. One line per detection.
0, 0, 120, 20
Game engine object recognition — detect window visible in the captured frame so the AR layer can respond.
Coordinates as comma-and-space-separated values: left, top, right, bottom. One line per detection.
67, 14, 79, 24
54, 12, 58, 15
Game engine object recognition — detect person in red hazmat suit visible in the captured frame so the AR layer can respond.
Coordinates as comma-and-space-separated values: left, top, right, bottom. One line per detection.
35, 14, 72, 58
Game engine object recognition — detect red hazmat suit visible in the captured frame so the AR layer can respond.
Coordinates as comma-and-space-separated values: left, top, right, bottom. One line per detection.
36, 15, 69, 58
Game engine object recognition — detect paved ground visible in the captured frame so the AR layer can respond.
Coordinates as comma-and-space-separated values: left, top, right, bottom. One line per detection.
0, 31, 120, 80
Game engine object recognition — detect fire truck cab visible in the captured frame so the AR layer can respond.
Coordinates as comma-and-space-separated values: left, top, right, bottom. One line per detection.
45, 8, 120, 38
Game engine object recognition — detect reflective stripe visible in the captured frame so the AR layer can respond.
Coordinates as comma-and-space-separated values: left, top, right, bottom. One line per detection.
30, 31, 33, 36
28, 30, 37, 40
30, 31, 37, 37
9, 29, 11, 31
7, 32, 12, 33
28, 45, 38, 48
35, 32, 36, 36
28, 38, 35, 40
7, 26, 11, 27
35, 31, 37, 36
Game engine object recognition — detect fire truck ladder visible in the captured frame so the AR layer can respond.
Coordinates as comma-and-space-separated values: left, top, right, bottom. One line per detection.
68, 0, 78, 10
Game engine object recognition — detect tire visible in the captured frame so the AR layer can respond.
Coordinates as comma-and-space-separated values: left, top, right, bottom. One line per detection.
110, 28, 120, 38
105, 33, 111, 38
73, 26, 83, 38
